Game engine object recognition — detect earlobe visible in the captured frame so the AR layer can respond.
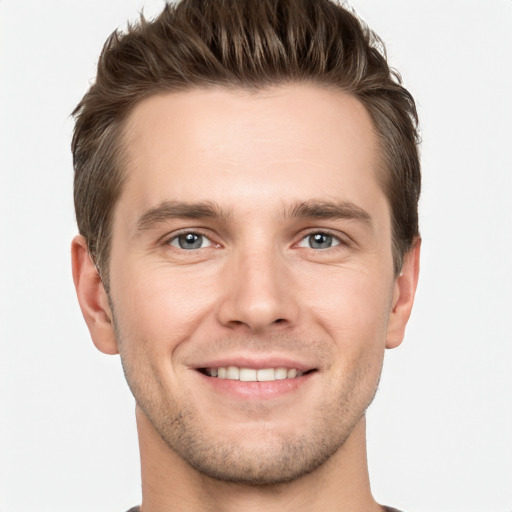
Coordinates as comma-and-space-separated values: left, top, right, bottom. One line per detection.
71, 235, 119, 355
386, 238, 421, 349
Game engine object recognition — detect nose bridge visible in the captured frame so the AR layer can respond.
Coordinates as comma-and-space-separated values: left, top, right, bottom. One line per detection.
217, 236, 298, 331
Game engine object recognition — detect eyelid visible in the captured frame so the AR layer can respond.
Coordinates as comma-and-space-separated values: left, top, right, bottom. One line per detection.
295, 229, 351, 248
169, 234, 212, 249
161, 228, 220, 249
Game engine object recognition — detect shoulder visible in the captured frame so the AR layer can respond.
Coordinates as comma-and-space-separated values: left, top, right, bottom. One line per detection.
124, 506, 402, 511
124, 506, 402, 512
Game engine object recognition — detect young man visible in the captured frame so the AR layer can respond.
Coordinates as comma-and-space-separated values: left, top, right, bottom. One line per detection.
71, 1, 421, 510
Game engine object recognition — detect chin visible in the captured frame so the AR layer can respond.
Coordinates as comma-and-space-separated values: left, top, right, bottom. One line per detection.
172, 431, 343, 486
142, 399, 361, 486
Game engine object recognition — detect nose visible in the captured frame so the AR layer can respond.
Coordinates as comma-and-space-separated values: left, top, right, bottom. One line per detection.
216, 246, 299, 333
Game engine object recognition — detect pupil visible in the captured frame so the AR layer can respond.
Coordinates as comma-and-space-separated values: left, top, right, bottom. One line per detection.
179, 233, 202, 249
310, 233, 332, 249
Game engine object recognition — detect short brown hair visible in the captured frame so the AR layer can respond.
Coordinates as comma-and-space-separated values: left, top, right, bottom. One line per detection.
72, 0, 420, 286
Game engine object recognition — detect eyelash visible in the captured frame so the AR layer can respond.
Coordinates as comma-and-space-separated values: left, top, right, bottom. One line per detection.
165, 230, 217, 250
163, 229, 349, 252
296, 230, 349, 251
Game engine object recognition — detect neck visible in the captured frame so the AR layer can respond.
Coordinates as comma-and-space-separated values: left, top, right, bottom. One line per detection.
136, 407, 383, 512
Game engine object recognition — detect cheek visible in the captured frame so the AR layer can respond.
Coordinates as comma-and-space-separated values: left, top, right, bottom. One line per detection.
109, 264, 221, 361
305, 266, 394, 346
115, 267, 201, 325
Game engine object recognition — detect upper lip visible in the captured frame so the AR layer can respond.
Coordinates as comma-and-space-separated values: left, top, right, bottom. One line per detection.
189, 355, 318, 372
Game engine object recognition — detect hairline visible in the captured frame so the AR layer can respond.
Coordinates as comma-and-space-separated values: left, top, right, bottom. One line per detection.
95, 81, 405, 286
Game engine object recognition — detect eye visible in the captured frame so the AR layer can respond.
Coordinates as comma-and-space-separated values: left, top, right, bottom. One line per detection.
168, 232, 213, 250
298, 232, 341, 250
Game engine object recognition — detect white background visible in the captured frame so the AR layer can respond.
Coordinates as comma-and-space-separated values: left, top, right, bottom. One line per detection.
1, 1, 511, 511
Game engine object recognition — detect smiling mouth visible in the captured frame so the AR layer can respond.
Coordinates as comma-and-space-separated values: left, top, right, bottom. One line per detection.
198, 366, 317, 382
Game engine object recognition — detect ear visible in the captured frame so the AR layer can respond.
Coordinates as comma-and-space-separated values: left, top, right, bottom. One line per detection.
71, 235, 119, 355
386, 238, 421, 349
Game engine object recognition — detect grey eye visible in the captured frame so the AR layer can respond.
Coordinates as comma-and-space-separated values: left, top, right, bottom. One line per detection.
298, 232, 341, 249
309, 233, 333, 249
170, 233, 212, 250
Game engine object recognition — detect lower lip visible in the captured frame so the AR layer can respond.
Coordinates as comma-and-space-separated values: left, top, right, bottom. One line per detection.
196, 371, 315, 400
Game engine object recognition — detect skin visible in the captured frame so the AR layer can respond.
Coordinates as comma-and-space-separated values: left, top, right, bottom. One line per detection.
72, 84, 420, 512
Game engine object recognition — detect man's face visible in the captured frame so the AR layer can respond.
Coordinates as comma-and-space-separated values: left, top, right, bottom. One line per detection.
105, 84, 407, 484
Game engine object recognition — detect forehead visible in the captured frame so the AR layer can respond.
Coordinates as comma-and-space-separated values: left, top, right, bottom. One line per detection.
118, 84, 384, 218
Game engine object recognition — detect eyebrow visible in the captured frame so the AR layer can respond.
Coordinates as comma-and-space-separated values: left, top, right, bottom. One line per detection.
288, 200, 372, 225
136, 200, 231, 231
136, 198, 372, 231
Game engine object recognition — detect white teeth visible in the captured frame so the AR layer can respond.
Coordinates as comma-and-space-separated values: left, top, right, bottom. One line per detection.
256, 368, 275, 381
240, 368, 257, 381
275, 368, 288, 380
206, 366, 307, 381
287, 368, 297, 379
226, 366, 239, 379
